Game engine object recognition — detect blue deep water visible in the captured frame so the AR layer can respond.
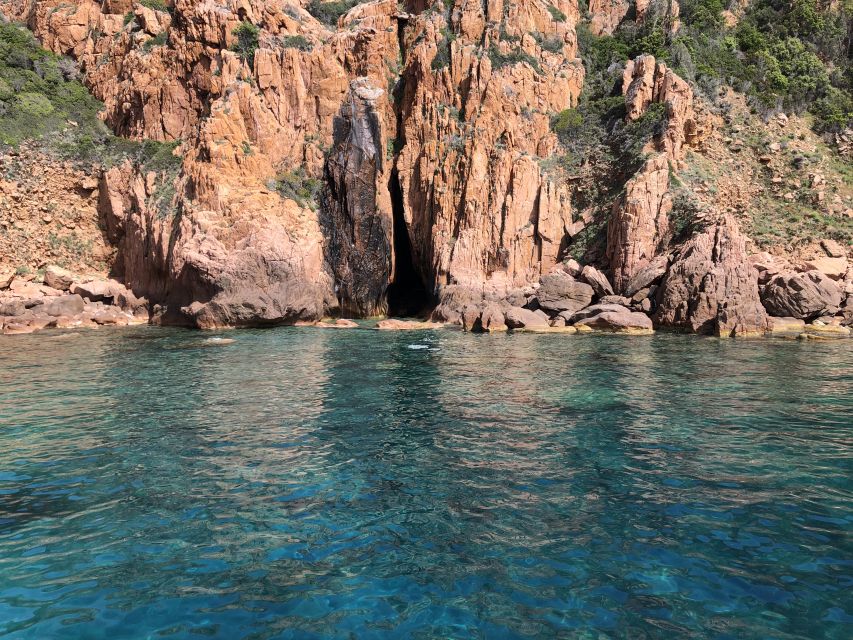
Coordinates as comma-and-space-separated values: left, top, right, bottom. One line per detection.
0, 326, 851, 639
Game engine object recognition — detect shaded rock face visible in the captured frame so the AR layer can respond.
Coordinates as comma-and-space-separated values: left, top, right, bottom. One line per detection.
761, 271, 842, 320
654, 215, 769, 336
607, 154, 672, 294
321, 79, 393, 317
394, 3, 584, 301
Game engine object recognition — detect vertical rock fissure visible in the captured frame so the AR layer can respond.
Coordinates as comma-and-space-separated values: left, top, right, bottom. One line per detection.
387, 169, 430, 317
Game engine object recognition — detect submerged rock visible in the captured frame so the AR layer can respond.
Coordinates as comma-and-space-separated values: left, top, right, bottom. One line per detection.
767, 317, 806, 337
376, 319, 444, 331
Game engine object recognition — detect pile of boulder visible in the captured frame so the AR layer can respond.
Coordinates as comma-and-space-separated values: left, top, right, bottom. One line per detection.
433, 227, 852, 339
433, 260, 655, 335
752, 240, 852, 337
0, 266, 149, 335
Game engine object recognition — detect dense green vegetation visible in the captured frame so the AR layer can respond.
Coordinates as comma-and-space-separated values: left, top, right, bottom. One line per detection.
556, 0, 853, 259
0, 20, 181, 174
306, 0, 358, 26
0, 20, 104, 148
231, 21, 260, 65
579, 0, 852, 133
281, 35, 312, 51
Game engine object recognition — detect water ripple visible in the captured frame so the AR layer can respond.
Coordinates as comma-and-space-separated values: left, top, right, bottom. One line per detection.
0, 327, 850, 638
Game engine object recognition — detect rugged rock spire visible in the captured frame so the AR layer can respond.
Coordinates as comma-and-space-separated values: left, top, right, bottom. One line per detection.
322, 78, 394, 316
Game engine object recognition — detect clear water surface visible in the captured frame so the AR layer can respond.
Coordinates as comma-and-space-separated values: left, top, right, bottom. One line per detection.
0, 326, 850, 639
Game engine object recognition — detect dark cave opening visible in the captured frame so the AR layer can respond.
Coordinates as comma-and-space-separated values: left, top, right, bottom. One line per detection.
386, 170, 431, 317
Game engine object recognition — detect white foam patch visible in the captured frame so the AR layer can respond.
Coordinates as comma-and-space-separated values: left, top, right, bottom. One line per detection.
407, 344, 429, 350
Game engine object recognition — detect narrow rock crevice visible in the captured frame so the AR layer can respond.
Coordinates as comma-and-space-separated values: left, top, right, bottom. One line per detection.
387, 169, 431, 317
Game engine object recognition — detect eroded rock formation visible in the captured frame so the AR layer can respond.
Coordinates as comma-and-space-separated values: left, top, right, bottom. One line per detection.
3, 0, 589, 327
606, 154, 672, 294
3, 1, 849, 339
322, 78, 393, 316
654, 214, 769, 336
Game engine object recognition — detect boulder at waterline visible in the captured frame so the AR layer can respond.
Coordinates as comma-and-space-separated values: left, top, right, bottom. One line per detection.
761, 271, 842, 320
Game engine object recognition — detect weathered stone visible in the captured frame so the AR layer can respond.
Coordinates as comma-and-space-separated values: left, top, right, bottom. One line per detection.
631, 287, 651, 303
607, 155, 672, 293
598, 295, 632, 306
622, 55, 700, 161
821, 238, 847, 258
0, 299, 25, 316
505, 306, 550, 330
43, 265, 77, 291
462, 304, 483, 332
579, 265, 615, 297
588, 0, 630, 36
624, 255, 669, 297
431, 286, 484, 324
71, 279, 125, 303
803, 256, 847, 280
761, 271, 842, 320
655, 215, 769, 336
480, 303, 507, 332
115, 289, 149, 318
536, 272, 595, 314
572, 304, 654, 334
31, 294, 85, 318
89, 306, 131, 326
1, 312, 54, 335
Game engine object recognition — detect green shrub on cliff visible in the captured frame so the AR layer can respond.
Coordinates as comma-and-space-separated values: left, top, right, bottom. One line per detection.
306, 0, 358, 26
275, 167, 322, 209
139, 0, 170, 11
592, 0, 853, 133
231, 21, 260, 65
0, 20, 105, 147
0, 20, 182, 175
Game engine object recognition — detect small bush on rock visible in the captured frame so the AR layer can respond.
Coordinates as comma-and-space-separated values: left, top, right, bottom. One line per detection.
231, 21, 260, 65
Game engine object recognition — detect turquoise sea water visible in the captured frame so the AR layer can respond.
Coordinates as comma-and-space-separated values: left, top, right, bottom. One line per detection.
0, 326, 851, 639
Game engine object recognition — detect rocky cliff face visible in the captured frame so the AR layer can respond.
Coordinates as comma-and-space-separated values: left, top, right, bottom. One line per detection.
1, 0, 851, 336
2, 0, 586, 326
322, 78, 392, 316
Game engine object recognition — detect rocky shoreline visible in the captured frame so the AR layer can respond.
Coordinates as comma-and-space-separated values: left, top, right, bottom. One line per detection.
1, 2, 851, 340
3, 231, 850, 339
